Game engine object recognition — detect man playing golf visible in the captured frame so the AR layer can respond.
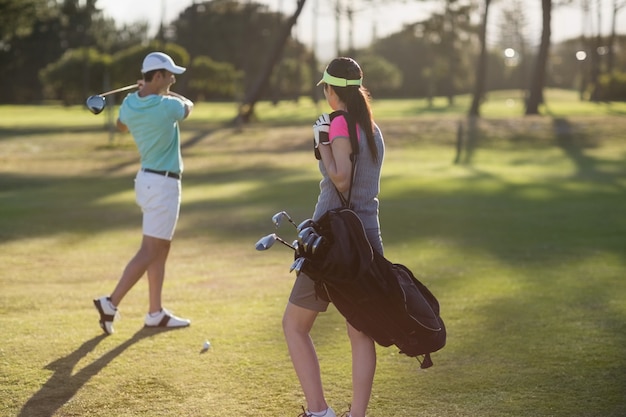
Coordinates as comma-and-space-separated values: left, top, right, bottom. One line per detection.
93, 51, 193, 334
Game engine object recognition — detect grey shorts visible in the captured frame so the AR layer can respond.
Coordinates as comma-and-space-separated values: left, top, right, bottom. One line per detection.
288, 227, 383, 312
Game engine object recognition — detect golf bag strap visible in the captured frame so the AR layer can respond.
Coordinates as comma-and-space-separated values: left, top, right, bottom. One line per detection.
329, 110, 359, 208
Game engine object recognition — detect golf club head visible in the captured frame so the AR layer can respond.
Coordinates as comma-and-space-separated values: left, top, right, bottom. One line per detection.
292, 240, 301, 255
311, 235, 325, 255
272, 211, 286, 228
297, 226, 315, 247
272, 211, 297, 229
255, 234, 276, 251
303, 233, 317, 253
86, 95, 106, 115
297, 219, 318, 233
289, 257, 306, 274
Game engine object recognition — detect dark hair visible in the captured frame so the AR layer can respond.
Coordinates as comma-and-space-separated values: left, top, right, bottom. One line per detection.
325, 57, 377, 162
143, 69, 166, 82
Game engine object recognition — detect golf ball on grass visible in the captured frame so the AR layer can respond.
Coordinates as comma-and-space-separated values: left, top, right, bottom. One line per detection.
203, 340, 211, 350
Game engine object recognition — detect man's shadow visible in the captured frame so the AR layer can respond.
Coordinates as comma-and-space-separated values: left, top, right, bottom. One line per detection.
19, 327, 177, 417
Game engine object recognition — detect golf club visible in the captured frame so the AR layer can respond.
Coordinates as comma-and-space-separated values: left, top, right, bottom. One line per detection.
272, 211, 298, 229
311, 235, 326, 255
255, 233, 295, 251
297, 226, 315, 247
303, 233, 318, 253
292, 240, 301, 255
85, 83, 139, 115
289, 257, 306, 273
297, 218, 318, 233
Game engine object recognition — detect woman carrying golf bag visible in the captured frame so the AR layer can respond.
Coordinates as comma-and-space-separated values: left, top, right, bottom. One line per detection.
283, 57, 385, 417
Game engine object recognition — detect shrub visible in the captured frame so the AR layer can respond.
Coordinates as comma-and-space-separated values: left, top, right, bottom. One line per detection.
594, 71, 626, 101
39, 48, 111, 105
188, 55, 243, 101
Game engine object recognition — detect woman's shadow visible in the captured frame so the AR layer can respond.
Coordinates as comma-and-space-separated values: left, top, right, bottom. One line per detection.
19, 327, 177, 417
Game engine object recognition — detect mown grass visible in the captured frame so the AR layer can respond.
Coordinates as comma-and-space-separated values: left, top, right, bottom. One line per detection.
0, 90, 625, 417
3, 89, 625, 130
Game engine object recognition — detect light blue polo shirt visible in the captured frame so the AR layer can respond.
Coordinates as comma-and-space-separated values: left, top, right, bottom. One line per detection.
119, 92, 186, 174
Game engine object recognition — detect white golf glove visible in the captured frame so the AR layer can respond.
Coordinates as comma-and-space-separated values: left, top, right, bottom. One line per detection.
313, 113, 331, 148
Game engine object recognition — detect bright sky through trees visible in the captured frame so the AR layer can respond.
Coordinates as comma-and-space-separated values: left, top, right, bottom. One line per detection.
98, 0, 626, 61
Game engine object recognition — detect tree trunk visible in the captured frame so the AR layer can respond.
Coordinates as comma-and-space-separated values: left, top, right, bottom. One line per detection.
589, 0, 603, 101
468, 0, 491, 117
446, 0, 456, 107
607, 0, 625, 74
525, 0, 551, 115
235, 0, 307, 124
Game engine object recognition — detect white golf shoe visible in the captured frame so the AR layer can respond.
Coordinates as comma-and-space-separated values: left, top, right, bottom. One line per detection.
144, 308, 190, 329
93, 296, 119, 335
297, 407, 336, 417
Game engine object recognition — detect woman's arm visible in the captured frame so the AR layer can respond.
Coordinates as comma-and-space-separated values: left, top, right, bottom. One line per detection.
318, 137, 353, 193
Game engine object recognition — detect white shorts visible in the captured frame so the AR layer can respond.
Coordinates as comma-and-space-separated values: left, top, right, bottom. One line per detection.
135, 170, 181, 240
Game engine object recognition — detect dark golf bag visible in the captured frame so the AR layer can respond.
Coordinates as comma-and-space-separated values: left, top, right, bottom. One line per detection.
298, 208, 446, 369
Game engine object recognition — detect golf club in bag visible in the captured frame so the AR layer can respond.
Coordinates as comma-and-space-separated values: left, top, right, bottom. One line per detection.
85, 84, 139, 115
255, 211, 320, 274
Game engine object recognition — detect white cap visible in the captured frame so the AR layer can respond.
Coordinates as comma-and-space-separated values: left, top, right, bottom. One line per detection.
141, 52, 186, 74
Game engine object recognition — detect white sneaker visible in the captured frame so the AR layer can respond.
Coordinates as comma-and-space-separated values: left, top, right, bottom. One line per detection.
93, 296, 119, 335
298, 407, 336, 417
323, 408, 336, 417
144, 308, 190, 328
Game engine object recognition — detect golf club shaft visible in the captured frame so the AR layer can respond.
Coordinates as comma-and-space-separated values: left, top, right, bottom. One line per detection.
99, 83, 139, 97
275, 235, 296, 250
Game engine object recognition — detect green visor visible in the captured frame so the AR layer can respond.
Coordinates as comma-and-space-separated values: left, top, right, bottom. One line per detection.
316, 70, 362, 87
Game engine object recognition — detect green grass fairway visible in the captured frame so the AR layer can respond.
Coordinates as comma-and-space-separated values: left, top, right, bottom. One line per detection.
1, 92, 625, 417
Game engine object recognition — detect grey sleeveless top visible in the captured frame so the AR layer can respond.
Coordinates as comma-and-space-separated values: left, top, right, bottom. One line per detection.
312, 118, 385, 231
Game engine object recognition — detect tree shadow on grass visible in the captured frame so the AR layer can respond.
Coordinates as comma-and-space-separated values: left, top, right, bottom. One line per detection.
0, 126, 105, 140
18, 327, 180, 417
447, 261, 626, 416
552, 117, 624, 187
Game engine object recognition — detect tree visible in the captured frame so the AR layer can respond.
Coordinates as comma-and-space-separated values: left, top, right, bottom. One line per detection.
589, 0, 604, 100
269, 57, 313, 102
89, 19, 149, 54
0, 6, 66, 103
188, 56, 243, 101
353, 53, 403, 96
0, 0, 146, 103
420, 0, 474, 106
235, 0, 307, 124
39, 47, 111, 105
607, 0, 626, 74
370, 25, 431, 98
0, 0, 50, 45
171, 1, 312, 102
495, 0, 530, 91
468, 0, 492, 116
525, 0, 552, 115
172, 2, 276, 76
